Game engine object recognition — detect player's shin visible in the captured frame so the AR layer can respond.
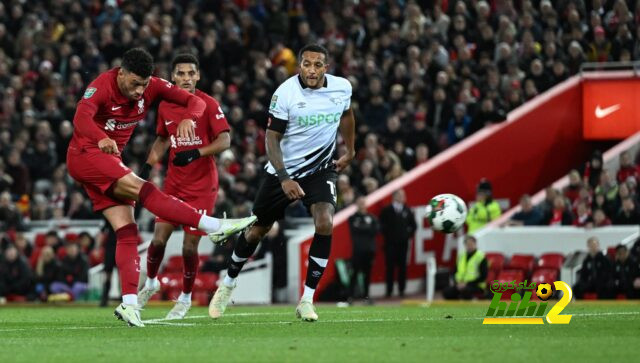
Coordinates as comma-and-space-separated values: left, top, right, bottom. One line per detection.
302, 233, 332, 302
115, 223, 142, 306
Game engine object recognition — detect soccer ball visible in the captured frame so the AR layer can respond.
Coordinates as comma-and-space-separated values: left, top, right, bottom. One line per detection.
425, 194, 467, 233
536, 283, 553, 301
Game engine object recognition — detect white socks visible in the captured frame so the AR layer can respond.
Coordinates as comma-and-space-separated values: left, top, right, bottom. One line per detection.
123, 294, 138, 306
178, 292, 191, 305
145, 276, 159, 289
197, 215, 221, 233
302, 286, 315, 302
223, 275, 236, 288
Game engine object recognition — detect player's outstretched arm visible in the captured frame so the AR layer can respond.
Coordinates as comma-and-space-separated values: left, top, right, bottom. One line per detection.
266, 129, 305, 200
335, 108, 356, 172
139, 136, 169, 179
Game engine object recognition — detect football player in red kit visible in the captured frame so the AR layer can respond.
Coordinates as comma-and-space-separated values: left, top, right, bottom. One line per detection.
136, 54, 231, 319
66, 48, 256, 327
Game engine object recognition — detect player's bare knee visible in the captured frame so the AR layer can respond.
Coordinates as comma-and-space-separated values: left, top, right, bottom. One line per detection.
315, 215, 333, 235
150, 238, 166, 248
245, 225, 269, 243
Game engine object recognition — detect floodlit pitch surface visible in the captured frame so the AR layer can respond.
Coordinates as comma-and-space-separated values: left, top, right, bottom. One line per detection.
0, 302, 638, 362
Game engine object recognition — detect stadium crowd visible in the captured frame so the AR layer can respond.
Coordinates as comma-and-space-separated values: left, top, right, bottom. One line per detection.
2, 0, 640, 301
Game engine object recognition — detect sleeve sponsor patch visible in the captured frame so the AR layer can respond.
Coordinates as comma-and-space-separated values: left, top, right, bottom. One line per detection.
83, 87, 97, 99
269, 95, 278, 110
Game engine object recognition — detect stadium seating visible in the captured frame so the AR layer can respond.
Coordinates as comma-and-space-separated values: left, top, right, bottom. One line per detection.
530, 268, 558, 285
536, 253, 564, 271
163, 256, 184, 274
505, 254, 536, 276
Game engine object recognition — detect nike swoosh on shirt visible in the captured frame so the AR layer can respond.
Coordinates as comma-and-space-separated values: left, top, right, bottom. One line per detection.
595, 104, 621, 118
165, 121, 173, 126
111, 106, 122, 111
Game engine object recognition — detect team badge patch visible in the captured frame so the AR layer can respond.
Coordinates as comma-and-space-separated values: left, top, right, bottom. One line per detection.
270, 95, 278, 110
83, 87, 97, 99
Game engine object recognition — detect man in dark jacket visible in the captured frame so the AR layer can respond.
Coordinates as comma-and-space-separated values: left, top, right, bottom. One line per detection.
612, 245, 640, 298
50, 243, 89, 300
573, 237, 612, 299
0, 245, 33, 301
380, 189, 417, 297
348, 196, 379, 302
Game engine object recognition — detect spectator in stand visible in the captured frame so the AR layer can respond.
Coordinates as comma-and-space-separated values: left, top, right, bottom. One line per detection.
613, 197, 640, 225
0, 191, 24, 231
617, 151, 640, 183
380, 189, 416, 298
509, 194, 543, 226
447, 103, 472, 145
444, 235, 488, 300
611, 245, 640, 299
466, 179, 502, 234
587, 25, 612, 62
564, 170, 584, 203
34, 246, 60, 301
546, 195, 574, 226
596, 170, 619, 204
574, 237, 612, 299
348, 196, 379, 303
574, 201, 593, 227
0, 245, 33, 301
592, 208, 612, 228
50, 243, 89, 300
584, 150, 604, 189
13, 232, 33, 258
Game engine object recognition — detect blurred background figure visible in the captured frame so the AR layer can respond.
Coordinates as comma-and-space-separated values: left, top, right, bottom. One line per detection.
443, 236, 487, 300
380, 189, 416, 298
50, 243, 89, 301
508, 194, 543, 226
0, 245, 33, 302
573, 237, 612, 299
348, 196, 379, 303
466, 179, 501, 233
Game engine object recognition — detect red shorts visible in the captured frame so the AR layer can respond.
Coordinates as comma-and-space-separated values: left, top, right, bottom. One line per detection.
67, 146, 134, 212
155, 191, 217, 236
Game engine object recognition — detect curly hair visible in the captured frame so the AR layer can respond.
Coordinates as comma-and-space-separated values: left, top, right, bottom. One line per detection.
121, 48, 154, 78
171, 53, 199, 71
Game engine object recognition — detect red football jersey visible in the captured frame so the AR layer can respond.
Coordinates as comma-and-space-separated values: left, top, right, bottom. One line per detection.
157, 89, 230, 196
70, 68, 205, 152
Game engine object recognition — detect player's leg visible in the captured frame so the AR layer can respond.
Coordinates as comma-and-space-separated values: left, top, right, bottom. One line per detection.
138, 221, 174, 308
208, 224, 273, 319
165, 232, 200, 319
103, 205, 145, 327
210, 173, 289, 318
110, 173, 256, 239
296, 201, 334, 322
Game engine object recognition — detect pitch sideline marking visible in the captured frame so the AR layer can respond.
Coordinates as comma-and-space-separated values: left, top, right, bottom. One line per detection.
0, 311, 637, 333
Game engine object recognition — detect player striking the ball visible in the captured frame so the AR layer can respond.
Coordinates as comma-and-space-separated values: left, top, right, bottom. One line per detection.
208, 44, 356, 321
136, 54, 231, 319
66, 48, 255, 327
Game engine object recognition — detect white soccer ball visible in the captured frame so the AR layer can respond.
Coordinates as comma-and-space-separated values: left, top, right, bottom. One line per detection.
424, 193, 468, 233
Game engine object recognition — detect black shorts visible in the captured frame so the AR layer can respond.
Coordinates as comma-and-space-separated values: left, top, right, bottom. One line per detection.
252, 168, 338, 227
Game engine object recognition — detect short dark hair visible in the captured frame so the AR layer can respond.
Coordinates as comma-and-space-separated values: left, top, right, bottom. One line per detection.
298, 43, 329, 63
121, 48, 154, 78
171, 53, 199, 71
616, 244, 628, 252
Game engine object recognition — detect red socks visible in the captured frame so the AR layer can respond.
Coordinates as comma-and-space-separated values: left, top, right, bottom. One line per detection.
182, 253, 199, 294
146, 242, 166, 279
115, 223, 141, 295
139, 182, 201, 228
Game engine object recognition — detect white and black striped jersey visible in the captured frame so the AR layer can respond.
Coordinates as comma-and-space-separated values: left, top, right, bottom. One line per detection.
266, 74, 352, 179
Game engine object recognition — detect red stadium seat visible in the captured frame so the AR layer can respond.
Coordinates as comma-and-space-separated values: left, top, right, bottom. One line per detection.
606, 247, 617, 261
537, 253, 564, 270
496, 269, 525, 283
6, 294, 27, 302
158, 272, 183, 294
531, 268, 558, 285
583, 292, 598, 300
194, 272, 218, 293
65, 233, 79, 242
485, 252, 505, 272
30, 247, 42, 268
506, 254, 535, 273
193, 291, 210, 306
163, 256, 183, 274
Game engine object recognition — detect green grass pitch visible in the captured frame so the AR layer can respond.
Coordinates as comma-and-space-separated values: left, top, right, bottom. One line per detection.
0, 302, 638, 362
